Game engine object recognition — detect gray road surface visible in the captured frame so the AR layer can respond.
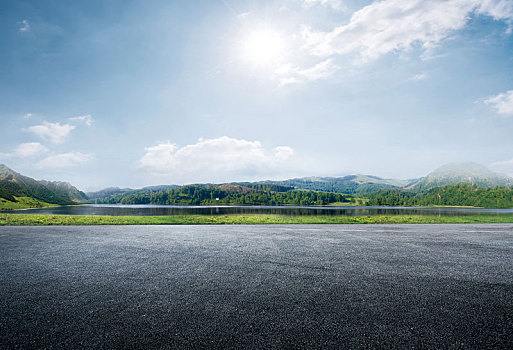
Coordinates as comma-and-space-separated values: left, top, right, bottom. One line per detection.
1, 224, 512, 349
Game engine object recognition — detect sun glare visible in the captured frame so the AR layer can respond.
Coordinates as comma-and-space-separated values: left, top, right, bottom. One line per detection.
242, 29, 284, 67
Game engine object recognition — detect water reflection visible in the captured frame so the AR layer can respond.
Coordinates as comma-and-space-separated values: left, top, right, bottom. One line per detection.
4, 204, 513, 216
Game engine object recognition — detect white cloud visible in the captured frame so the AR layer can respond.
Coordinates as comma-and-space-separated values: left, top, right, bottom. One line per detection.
237, 11, 252, 19
23, 113, 33, 119
139, 136, 295, 183
18, 19, 30, 32
36, 152, 92, 168
299, 59, 339, 80
0, 142, 49, 159
302, 0, 343, 10
69, 114, 93, 126
484, 90, 513, 116
490, 158, 513, 176
274, 146, 295, 161
302, 0, 513, 63
412, 73, 428, 81
279, 77, 302, 87
234, 0, 512, 86
476, 0, 513, 21
25, 121, 75, 144
14, 143, 48, 158
275, 59, 339, 85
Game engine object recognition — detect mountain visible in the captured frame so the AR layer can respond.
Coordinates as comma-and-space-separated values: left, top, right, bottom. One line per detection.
87, 173, 415, 202
39, 180, 88, 202
258, 174, 411, 195
86, 187, 134, 200
407, 162, 513, 191
85, 161, 513, 205
239, 163, 512, 194
93, 183, 349, 206
217, 184, 256, 193
0, 164, 87, 206
141, 185, 179, 192
86, 185, 178, 200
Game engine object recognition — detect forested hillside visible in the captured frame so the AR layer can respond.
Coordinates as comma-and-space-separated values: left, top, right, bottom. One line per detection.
94, 184, 350, 206
249, 175, 408, 195
3, 162, 513, 210
86, 185, 178, 200
0, 164, 87, 209
367, 183, 513, 208
407, 162, 513, 190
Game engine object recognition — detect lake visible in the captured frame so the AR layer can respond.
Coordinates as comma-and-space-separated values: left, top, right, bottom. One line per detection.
5, 204, 513, 216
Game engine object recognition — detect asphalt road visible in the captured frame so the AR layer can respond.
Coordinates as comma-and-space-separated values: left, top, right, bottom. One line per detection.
1, 224, 512, 349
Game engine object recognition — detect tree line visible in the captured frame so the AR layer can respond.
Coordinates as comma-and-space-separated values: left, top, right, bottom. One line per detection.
367, 183, 513, 208
94, 184, 350, 206
92, 182, 513, 208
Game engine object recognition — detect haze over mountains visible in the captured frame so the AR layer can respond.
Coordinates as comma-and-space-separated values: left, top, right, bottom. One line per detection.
1, 162, 512, 209
245, 162, 513, 195
406, 162, 513, 190
0, 164, 87, 206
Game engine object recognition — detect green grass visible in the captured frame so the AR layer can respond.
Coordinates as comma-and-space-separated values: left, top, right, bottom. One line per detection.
1, 213, 513, 226
0, 197, 57, 210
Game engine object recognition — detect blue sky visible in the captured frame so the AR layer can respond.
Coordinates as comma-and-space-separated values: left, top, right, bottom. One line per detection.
1, 0, 513, 191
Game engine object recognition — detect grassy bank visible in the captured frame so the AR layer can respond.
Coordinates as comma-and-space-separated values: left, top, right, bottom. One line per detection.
0, 197, 56, 210
1, 213, 513, 225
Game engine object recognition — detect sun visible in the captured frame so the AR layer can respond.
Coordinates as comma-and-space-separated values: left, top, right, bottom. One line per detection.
241, 28, 284, 67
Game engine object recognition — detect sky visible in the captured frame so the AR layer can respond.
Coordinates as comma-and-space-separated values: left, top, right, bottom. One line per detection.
1, 0, 513, 191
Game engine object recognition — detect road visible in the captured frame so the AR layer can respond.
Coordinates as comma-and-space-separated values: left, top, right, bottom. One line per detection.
1, 224, 512, 349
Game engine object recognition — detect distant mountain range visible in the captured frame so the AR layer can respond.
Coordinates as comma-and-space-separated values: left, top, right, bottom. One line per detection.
86, 185, 178, 200
406, 162, 513, 190
0, 164, 87, 208
245, 174, 411, 195
239, 162, 512, 195
1, 161, 512, 209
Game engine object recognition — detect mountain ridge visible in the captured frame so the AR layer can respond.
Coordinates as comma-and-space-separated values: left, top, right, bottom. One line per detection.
88, 161, 512, 199
2, 161, 512, 209
0, 164, 87, 207
406, 161, 513, 190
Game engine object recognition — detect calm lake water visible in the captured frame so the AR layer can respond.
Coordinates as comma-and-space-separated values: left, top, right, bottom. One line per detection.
4, 204, 513, 216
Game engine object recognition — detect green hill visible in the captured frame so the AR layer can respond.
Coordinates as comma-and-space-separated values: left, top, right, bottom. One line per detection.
86, 185, 178, 200
39, 180, 88, 202
406, 162, 513, 191
93, 183, 350, 206
248, 174, 410, 195
0, 164, 87, 209
367, 183, 513, 208
83, 161, 513, 209
86, 187, 134, 200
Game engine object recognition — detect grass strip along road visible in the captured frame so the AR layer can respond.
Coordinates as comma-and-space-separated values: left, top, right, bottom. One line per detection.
2, 213, 513, 225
